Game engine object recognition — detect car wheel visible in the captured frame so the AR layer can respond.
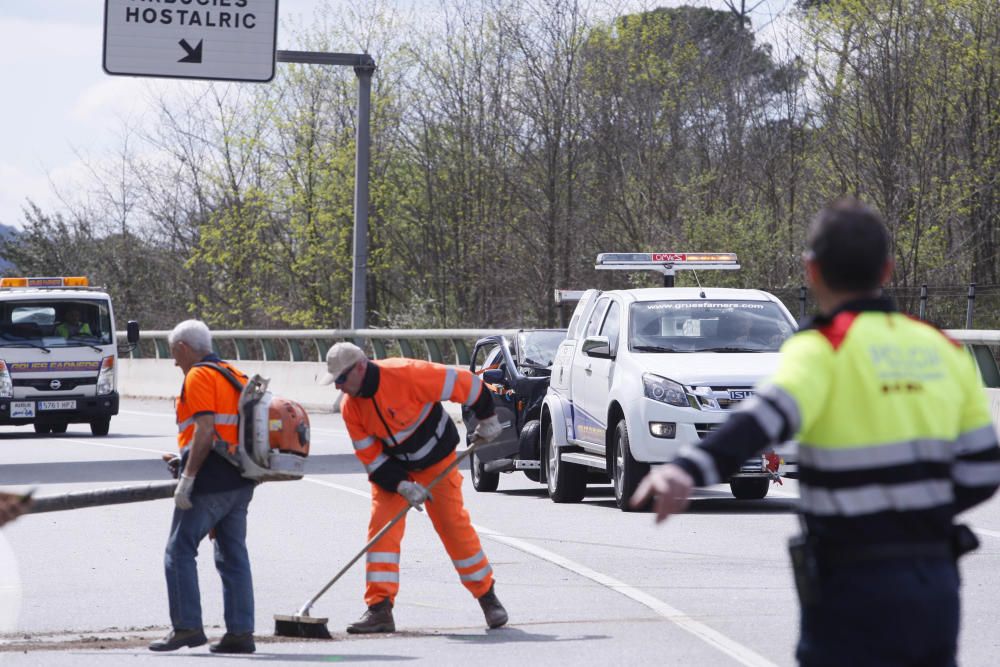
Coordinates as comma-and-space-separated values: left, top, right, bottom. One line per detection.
470, 450, 500, 492
612, 420, 650, 512
729, 477, 770, 500
51, 422, 68, 434
546, 423, 586, 503
33, 423, 51, 435
518, 420, 542, 483
90, 417, 111, 437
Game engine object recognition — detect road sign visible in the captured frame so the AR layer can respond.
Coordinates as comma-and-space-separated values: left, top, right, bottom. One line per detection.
103, 0, 279, 83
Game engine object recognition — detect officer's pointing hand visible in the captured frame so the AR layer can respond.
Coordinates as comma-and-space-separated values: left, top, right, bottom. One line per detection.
630, 464, 694, 523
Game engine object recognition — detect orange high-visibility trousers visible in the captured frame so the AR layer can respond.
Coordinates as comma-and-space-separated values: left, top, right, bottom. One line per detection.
363, 451, 494, 606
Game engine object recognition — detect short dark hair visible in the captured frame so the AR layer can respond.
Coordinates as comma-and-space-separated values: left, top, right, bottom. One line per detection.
806, 198, 890, 291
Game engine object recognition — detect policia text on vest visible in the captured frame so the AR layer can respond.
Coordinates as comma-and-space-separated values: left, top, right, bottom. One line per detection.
631, 198, 1000, 666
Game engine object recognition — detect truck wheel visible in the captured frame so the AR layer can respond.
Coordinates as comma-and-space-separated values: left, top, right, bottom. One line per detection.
730, 477, 770, 500
33, 423, 51, 435
612, 420, 649, 512
90, 417, 111, 437
51, 422, 68, 434
518, 420, 542, 483
545, 423, 586, 503
470, 450, 500, 492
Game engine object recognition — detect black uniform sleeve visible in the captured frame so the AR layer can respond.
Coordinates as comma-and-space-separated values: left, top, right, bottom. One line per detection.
369, 459, 410, 493
673, 411, 777, 486
471, 383, 496, 420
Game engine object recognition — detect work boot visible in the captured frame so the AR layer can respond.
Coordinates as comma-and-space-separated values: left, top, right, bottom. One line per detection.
478, 583, 508, 629
148, 627, 207, 652
209, 632, 256, 654
346, 599, 395, 634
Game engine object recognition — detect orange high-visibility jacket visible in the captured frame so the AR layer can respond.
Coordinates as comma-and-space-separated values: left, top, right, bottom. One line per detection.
343, 358, 495, 491
176, 358, 247, 451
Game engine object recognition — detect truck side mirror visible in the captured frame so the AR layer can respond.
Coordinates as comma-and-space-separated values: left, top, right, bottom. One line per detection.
582, 336, 612, 358
126, 320, 140, 344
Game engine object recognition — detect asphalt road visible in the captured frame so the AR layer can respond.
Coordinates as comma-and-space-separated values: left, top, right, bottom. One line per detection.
2, 399, 1000, 665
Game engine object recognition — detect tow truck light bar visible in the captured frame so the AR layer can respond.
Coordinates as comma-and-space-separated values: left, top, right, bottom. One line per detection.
595, 252, 739, 272
0, 276, 90, 288
595, 252, 739, 287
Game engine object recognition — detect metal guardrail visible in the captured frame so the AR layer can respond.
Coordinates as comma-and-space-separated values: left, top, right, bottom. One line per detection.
118, 329, 518, 366
115, 327, 1000, 388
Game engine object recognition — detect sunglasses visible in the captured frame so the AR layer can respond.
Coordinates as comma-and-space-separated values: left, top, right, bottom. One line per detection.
334, 363, 354, 385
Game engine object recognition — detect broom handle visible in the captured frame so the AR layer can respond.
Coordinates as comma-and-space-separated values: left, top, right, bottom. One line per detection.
297, 437, 485, 617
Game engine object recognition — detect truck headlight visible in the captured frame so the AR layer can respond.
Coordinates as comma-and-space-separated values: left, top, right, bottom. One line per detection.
642, 373, 688, 407
0, 360, 11, 398
96, 356, 115, 395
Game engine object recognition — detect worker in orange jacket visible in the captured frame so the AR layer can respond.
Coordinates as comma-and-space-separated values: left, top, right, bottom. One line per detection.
320, 342, 507, 633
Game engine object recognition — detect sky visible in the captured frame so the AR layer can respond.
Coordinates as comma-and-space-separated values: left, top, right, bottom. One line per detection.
0, 0, 794, 230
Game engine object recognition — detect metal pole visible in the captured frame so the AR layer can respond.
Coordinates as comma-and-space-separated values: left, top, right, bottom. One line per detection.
275, 51, 376, 330
966, 283, 976, 329
352, 66, 373, 329
919, 284, 927, 320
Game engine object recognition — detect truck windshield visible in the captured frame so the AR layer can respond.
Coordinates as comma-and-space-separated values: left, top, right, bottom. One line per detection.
630, 300, 794, 353
0, 299, 113, 347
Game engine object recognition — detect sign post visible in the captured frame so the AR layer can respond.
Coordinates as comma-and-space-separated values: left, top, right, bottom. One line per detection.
103, 0, 279, 82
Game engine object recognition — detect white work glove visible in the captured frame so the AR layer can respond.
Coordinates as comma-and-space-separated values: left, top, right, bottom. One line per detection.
473, 414, 502, 443
174, 474, 195, 510
396, 480, 432, 511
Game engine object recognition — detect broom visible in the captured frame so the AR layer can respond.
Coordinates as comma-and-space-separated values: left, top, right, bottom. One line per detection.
274, 438, 486, 638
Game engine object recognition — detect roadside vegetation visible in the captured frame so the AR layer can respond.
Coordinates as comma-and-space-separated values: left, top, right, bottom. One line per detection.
3, 0, 999, 330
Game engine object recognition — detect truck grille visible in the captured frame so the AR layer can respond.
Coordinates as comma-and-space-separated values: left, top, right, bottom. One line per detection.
691, 386, 754, 411
13, 377, 96, 391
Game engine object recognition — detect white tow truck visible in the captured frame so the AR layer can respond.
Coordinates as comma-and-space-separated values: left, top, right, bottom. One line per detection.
0, 276, 139, 435
540, 253, 797, 511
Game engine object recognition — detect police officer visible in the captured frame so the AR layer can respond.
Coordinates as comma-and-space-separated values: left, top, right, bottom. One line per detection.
320, 343, 508, 633
632, 198, 1000, 666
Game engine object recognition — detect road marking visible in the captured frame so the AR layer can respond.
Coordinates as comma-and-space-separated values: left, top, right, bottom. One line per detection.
477, 527, 778, 667
119, 410, 174, 418
972, 527, 1000, 539
305, 476, 777, 667
51, 438, 169, 456
304, 477, 371, 500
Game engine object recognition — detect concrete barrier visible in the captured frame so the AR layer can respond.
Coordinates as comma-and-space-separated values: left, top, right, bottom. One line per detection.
119, 359, 341, 411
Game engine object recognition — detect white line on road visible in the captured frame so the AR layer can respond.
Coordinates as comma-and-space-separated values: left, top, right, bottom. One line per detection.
52, 438, 169, 456
304, 475, 777, 667
477, 527, 779, 667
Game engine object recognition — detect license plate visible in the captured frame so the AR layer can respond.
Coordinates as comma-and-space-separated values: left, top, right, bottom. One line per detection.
11, 401, 35, 418
38, 400, 76, 411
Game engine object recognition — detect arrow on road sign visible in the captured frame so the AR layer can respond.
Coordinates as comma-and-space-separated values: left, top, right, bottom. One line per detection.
178, 39, 203, 64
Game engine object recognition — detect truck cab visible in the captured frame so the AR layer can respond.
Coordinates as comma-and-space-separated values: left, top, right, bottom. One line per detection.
0, 276, 139, 435
540, 253, 798, 510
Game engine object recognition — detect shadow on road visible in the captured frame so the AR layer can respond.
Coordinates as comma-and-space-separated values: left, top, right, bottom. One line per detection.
444, 626, 607, 645
303, 454, 363, 475
0, 454, 360, 486
0, 431, 162, 440
0, 459, 171, 485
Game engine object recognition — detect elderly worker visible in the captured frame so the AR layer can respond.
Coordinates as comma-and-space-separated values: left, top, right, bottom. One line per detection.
150, 319, 257, 654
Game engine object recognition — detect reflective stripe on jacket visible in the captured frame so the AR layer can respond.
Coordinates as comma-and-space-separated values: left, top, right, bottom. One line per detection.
343, 358, 495, 491
176, 358, 247, 451
674, 298, 1000, 548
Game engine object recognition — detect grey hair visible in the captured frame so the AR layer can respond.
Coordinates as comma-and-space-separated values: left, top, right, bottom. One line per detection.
168, 319, 213, 355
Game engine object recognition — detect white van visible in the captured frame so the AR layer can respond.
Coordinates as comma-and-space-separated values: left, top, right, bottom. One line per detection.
0, 276, 139, 435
